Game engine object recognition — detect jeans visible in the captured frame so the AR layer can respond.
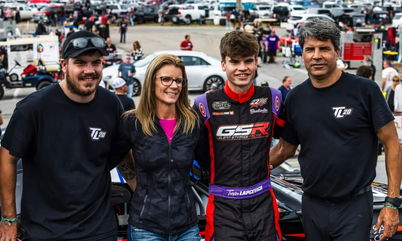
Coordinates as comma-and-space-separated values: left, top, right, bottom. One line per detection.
120, 31, 126, 43
127, 83, 133, 97
128, 225, 201, 241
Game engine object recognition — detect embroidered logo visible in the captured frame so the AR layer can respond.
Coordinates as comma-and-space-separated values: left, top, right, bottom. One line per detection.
275, 96, 280, 112
332, 107, 353, 118
212, 101, 231, 110
212, 111, 235, 116
250, 98, 268, 108
199, 103, 206, 117
89, 127, 107, 140
250, 108, 268, 114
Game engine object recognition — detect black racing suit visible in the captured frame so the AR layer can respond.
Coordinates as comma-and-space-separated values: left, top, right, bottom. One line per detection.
194, 83, 284, 241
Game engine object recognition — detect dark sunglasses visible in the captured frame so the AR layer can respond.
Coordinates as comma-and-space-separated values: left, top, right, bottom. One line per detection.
69, 37, 106, 49
159, 76, 185, 86
393, 79, 400, 82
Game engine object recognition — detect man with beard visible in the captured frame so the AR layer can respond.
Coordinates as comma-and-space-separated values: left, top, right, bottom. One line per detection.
270, 20, 401, 241
0, 31, 123, 241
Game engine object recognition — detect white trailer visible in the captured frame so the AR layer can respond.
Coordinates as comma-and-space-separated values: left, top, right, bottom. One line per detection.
0, 35, 60, 82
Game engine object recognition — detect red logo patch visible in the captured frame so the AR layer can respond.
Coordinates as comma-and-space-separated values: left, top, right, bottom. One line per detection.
199, 103, 206, 117
275, 96, 280, 112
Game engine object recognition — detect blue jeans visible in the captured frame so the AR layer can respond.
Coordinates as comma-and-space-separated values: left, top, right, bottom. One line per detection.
127, 83, 133, 97
128, 225, 201, 241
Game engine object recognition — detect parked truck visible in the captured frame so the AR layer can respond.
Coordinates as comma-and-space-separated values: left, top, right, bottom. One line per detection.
169, 3, 209, 24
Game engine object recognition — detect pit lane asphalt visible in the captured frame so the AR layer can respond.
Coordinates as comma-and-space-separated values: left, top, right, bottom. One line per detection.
0, 24, 394, 187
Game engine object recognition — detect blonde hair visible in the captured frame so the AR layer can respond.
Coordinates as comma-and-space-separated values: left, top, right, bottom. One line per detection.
126, 54, 198, 136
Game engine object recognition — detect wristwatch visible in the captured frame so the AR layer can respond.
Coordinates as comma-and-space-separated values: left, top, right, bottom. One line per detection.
0, 216, 19, 226
385, 196, 402, 208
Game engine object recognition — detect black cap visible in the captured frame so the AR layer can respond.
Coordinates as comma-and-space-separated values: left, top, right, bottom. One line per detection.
61, 31, 107, 59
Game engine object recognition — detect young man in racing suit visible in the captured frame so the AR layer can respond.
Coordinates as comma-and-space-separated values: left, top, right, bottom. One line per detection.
194, 31, 284, 241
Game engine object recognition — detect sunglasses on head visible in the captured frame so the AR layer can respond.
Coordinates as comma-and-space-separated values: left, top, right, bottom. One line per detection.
69, 37, 106, 49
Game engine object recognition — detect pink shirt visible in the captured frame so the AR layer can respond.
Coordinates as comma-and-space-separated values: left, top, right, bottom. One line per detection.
159, 119, 176, 143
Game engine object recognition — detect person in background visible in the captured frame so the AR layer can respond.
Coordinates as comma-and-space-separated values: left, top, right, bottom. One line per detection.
35, 20, 48, 35
114, 54, 202, 241
393, 75, 402, 112
270, 19, 401, 241
278, 75, 292, 101
105, 37, 116, 55
180, 35, 193, 51
112, 77, 135, 112
225, 10, 232, 30
382, 59, 398, 91
119, 17, 128, 43
158, 8, 165, 25
118, 55, 136, 97
364, 56, 376, 81
131, 40, 144, 62
356, 65, 374, 79
266, 29, 280, 63
386, 74, 400, 112
336, 58, 348, 70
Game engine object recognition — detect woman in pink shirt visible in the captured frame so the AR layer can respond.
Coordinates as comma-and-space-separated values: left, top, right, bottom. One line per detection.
115, 54, 203, 241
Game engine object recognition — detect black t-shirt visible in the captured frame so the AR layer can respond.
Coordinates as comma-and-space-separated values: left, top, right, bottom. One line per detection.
282, 72, 394, 199
1, 85, 123, 240
120, 22, 128, 32
116, 94, 135, 111
105, 44, 116, 55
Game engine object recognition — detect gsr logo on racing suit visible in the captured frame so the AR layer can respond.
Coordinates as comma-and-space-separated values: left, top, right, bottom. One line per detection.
216, 122, 270, 140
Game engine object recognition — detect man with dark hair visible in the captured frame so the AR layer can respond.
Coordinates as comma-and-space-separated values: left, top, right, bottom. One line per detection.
194, 30, 284, 241
180, 35, 193, 51
356, 65, 374, 79
0, 30, 123, 241
271, 19, 401, 241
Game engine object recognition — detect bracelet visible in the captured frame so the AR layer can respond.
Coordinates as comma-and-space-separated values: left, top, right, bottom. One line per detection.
0, 215, 19, 226
384, 203, 399, 210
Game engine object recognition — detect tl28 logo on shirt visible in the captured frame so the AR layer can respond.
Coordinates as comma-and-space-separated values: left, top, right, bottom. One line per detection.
332, 107, 353, 118
89, 127, 107, 140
